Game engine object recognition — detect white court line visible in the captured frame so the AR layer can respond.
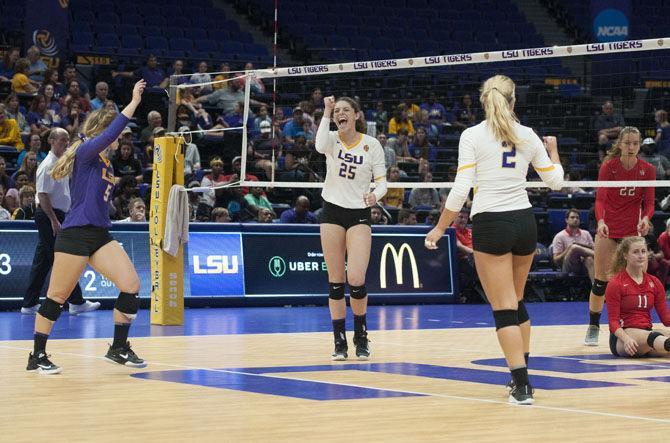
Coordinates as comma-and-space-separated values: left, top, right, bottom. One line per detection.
2, 343, 670, 425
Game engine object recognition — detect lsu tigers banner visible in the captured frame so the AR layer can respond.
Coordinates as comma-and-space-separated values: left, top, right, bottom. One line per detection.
24, 0, 69, 69
150, 136, 185, 325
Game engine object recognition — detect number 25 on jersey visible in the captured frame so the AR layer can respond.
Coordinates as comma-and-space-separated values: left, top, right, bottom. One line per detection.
502, 143, 516, 168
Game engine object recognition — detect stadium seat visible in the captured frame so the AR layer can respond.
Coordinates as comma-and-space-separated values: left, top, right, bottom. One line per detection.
145, 36, 169, 57
97, 12, 120, 24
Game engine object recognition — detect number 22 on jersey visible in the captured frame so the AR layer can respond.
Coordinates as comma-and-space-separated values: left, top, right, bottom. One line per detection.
501, 142, 516, 168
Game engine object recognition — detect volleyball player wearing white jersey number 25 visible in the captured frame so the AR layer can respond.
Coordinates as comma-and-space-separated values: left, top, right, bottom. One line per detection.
425, 75, 564, 405
316, 96, 387, 361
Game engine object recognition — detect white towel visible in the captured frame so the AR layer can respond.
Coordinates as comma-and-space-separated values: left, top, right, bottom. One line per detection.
163, 184, 189, 256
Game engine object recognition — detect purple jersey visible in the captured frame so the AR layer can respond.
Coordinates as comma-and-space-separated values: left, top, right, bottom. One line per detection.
62, 114, 129, 229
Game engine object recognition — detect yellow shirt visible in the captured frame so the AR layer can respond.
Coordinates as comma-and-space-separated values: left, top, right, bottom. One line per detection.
388, 118, 415, 136
212, 74, 230, 90
383, 187, 405, 208
0, 118, 25, 150
11, 73, 31, 93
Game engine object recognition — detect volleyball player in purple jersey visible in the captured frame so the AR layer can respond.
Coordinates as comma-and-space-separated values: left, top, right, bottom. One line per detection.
27, 80, 147, 374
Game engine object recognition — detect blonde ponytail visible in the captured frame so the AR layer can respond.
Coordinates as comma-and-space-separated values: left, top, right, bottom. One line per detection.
604, 126, 640, 162
480, 75, 523, 148
51, 108, 118, 180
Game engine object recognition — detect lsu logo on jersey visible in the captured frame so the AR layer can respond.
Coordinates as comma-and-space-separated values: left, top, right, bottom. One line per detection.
337, 150, 363, 165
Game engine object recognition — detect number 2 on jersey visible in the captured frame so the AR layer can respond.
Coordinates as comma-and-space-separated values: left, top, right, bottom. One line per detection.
339, 163, 357, 179
619, 187, 635, 196
501, 143, 516, 168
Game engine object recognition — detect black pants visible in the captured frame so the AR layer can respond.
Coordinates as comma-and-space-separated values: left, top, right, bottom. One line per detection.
22, 207, 84, 308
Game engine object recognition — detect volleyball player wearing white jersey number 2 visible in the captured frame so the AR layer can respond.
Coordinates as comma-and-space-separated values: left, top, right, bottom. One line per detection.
316, 96, 387, 361
425, 75, 564, 405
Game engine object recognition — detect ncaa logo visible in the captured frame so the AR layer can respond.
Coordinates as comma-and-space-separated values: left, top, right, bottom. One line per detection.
269, 256, 287, 277
593, 8, 629, 43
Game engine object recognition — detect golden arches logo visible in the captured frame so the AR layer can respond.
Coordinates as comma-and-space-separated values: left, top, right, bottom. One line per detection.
379, 243, 420, 289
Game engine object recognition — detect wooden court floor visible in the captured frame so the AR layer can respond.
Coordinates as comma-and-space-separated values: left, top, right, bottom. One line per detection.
2, 320, 670, 442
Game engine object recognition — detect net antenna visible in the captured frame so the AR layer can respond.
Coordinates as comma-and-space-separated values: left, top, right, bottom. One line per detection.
239, 37, 670, 189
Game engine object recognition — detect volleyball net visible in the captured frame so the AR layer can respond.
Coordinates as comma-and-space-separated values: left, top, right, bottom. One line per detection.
166, 37, 670, 191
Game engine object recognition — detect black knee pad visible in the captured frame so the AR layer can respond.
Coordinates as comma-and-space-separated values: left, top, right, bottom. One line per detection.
38, 298, 63, 322
349, 284, 367, 300
592, 279, 608, 296
647, 331, 663, 347
493, 309, 518, 330
114, 292, 139, 319
328, 283, 345, 300
517, 301, 530, 324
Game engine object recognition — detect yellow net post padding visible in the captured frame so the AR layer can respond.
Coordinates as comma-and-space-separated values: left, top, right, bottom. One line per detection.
149, 136, 185, 325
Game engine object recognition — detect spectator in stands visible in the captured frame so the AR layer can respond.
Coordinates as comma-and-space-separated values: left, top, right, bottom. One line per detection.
389, 128, 416, 168
253, 105, 271, 132
639, 137, 670, 179
388, 106, 414, 137
244, 186, 274, 218
212, 63, 231, 90
145, 126, 166, 164
235, 62, 265, 96
408, 171, 439, 209
594, 101, 624, 154
561, 170, 587, 195
113, 140, 143, 184
452, 207, 478, 302
118, 198, 146, 222
380, 166, 404, 208
0, 156, 11, 190
61, 100, 84, 137
421, 92, 448, 126
26, 46, 48, 83
397, 208, 417, 225
18, 134, 46, 166
0, 47, 20, 82
370, 205, 388, 225
42, 84, 61, 118
190, 61, 213, 95
371, 100, 388, 134
61, 64, 89, 99
11, 58, 39, 94
225, 186, 254, 222
12, 170, 30, 192
282, 107, 307, 144
14, 151, 38, 185
42, 69, 64, 100
409, 127, 436, 176
644, 223, 668, 290
4, 94, 30, 140
378, 133, 396, 170
179, 126, 201, 181
211, 207, 232, 223
256, 207, 274, 223
168, 59, 189, 85
12, 184, 36, 220
28, 95, 56, 138
113, 54, 169, 89
90, 81, 117, 111
140, 110, 163, 145
196, 81, 263, 116
0, 184, 11, 220
63, 80, 92, 114
251, 120, 280, 180
551, 209, 595, 283
452, 94, 478, 130
112, 175, 139, 220
310, 88, 324, 112
222, 156, 259, 195
401, 95, 421, 121
280, 195, 317, 224
414, 109, 439, 140
223, 101, 253, 130
0, 104, 25, 150
3, 185, 19, 215
275, 107, 288, 129
425, 208, 440, 226
201, 156, 229, 208
655, 110, 670, 157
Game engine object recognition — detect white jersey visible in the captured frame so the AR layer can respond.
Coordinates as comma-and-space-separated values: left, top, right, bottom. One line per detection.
445, 121, 563, 216
35, 151, 71, 212
316, 118, 387, 209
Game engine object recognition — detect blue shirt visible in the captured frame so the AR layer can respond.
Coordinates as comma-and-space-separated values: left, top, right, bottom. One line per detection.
62, 114, 129, 229
280, 208, 317, 224
134, 67, 167, 88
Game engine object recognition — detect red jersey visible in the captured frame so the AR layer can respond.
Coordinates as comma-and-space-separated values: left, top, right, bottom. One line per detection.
658, 231, 670, 260
594, 157, 655, 238
453, 226, 473, 259
605, 270, 670, 333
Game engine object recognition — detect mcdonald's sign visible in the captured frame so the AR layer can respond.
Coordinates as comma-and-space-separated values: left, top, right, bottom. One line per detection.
379, 243, 420, 289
